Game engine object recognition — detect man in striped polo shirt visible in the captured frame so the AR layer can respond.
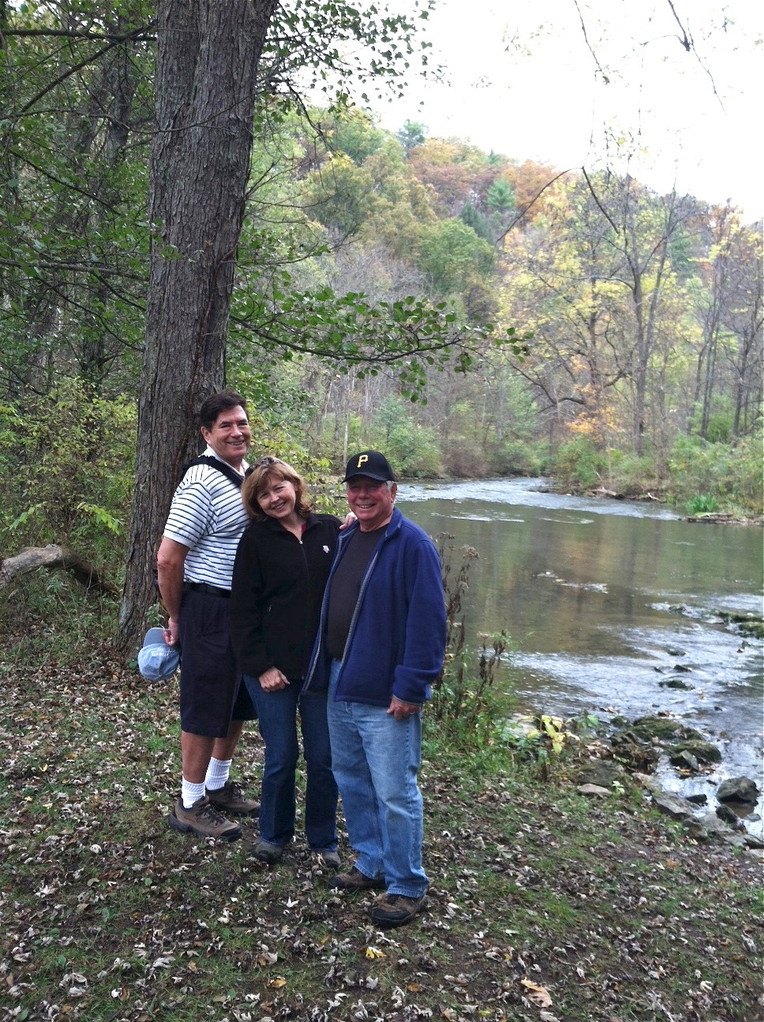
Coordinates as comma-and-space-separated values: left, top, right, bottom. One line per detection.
157, 390, 259, 839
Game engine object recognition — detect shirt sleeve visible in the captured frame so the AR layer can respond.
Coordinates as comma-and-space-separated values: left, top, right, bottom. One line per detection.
163, 476, 215, 549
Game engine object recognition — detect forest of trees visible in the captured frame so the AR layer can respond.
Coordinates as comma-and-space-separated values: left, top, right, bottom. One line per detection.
1, 1, 761, 648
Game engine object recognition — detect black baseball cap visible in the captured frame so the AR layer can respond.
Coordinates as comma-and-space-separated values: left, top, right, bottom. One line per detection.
342, 450, 396, 483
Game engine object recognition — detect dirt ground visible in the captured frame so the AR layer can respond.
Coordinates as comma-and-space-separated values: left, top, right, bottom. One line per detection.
1, 641, 763, 1021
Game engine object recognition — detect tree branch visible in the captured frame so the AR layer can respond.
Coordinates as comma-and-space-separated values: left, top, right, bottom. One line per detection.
581, 168, 621, 235
0, 545, 118, 596
498, 170, 573, 242
14, 23, 156, 116
665, 0, 692, 52
0, 27, 156, 41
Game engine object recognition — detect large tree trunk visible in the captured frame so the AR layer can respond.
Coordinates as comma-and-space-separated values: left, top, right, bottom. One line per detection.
119, 0, 278, 653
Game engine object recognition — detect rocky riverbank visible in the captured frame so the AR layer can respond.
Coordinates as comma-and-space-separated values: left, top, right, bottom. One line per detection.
574, 713, 764, 853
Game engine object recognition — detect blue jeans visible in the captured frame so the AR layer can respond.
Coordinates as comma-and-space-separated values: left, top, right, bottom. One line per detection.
327, 660, 429, 898
244, 675, 338, 851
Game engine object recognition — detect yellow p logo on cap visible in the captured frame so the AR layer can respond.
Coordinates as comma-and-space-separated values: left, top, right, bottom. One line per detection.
357, 454, 369, 467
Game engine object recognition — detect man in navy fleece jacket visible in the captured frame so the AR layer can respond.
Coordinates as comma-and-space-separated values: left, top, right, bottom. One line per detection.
304, 450, 446, 928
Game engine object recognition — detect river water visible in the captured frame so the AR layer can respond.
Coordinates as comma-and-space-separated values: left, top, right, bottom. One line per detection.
397, 478, 764, 826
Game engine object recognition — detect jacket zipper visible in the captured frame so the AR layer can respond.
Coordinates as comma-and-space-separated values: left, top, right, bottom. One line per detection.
304, 515, 398, 695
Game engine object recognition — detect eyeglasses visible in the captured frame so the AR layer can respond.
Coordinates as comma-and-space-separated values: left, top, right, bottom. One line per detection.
254, 456, 283, 468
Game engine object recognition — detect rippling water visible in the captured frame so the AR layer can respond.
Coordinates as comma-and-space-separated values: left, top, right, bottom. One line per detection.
398, 478, 764, 832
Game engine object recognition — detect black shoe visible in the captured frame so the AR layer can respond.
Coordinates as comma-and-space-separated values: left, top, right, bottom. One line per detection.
370, 892, 427, 927
329, 866, 386, 891
316, 849, 342, 870
253, 839, 283, 864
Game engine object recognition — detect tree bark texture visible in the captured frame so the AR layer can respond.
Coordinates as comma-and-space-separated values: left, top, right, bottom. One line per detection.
119, 0, 278, 652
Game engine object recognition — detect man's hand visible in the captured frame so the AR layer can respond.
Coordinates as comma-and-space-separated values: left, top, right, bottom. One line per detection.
388, 696, 422, 721
163, 617, 180, 648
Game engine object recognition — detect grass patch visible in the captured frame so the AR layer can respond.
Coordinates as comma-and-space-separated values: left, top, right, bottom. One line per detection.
1, 622, 762, 1022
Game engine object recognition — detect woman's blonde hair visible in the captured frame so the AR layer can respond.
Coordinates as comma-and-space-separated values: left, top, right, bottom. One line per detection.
241, 457, 312, 520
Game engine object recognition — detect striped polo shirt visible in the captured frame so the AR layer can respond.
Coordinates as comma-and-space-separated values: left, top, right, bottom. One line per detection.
163, 447, 249, 590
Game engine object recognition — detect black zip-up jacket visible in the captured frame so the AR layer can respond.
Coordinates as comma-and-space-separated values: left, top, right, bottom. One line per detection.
229, 513, 340, 681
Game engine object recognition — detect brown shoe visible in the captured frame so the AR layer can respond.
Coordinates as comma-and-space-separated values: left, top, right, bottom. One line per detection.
370, 891, 427, 928
205, 780, 259, 816
168, 796, 242, 841
329, 866, 386, 891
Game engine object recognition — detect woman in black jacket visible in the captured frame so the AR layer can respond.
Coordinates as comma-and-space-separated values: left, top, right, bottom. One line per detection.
230, 457, 340, 866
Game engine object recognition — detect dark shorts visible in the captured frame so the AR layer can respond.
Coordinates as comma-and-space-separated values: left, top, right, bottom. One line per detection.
178, 588, 256, 738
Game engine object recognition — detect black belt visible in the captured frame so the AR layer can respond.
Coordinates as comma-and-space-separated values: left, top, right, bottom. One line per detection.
184, 581, 230, 598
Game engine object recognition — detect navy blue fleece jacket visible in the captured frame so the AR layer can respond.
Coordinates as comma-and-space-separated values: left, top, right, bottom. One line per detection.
304, 508, 446, 706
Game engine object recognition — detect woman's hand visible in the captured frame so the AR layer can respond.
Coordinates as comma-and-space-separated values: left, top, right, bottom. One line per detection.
258, 666, 289, 692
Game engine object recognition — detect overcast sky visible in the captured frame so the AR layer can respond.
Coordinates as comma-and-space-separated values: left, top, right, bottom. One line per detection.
367, 0, 762, 220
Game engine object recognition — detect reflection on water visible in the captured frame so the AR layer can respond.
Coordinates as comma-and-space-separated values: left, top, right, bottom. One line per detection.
398, 478, 764, 827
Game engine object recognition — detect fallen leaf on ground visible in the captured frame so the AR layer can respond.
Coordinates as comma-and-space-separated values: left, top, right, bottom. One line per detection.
520, 977, 553, 1007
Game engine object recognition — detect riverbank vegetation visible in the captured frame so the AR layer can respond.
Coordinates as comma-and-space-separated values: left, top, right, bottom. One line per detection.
2, 594, 762, 1022
1, 6, 762, 627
